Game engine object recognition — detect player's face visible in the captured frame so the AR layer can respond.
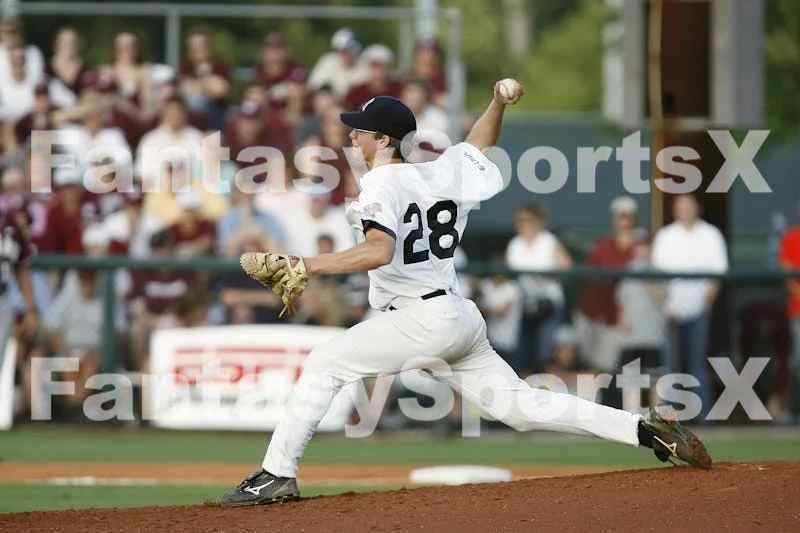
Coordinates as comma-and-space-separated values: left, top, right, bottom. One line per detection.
349, 129, 381, 160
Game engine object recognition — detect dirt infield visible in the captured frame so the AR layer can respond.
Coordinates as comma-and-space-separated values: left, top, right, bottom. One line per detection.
3, 463, 799, 532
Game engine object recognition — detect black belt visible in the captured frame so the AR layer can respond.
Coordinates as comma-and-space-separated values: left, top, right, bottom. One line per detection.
388, 289, 446, 311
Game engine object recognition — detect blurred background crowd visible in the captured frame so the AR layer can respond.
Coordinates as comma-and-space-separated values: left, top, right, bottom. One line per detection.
0, 19, 453, 368
1, 0, 800, 427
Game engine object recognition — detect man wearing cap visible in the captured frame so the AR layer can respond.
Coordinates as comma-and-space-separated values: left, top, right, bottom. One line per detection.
575, 195, 641, 372
343, 44, 403, 111
222, 79, 712, 506
307, 28, 369, 98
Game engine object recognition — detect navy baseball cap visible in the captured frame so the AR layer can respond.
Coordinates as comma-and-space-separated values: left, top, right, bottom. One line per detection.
340, 96, 417, 141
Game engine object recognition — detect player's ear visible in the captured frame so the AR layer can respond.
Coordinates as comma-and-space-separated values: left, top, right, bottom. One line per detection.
375, 133, 391, 149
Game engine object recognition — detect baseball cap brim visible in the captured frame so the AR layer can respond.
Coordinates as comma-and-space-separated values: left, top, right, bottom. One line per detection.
340, 111, 376, 133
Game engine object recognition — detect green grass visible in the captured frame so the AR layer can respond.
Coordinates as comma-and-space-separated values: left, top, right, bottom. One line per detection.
0, 484, 391, 514
1, 425, 799, 467
0, 424, 798, 514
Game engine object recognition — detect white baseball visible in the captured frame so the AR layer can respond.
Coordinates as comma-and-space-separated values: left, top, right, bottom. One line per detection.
497, 78, 522, 104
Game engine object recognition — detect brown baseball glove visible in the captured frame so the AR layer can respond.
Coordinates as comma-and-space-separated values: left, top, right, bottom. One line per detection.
240, 252, 309, 317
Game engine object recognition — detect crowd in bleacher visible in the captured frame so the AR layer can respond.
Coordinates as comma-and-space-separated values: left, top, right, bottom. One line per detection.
0, 19, 452, 379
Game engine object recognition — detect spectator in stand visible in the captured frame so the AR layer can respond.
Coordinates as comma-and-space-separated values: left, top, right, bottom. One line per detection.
296, 84, 336, 146
4, 83, 53, 156
103, 190, 149, 257
179, 26, 231, 131
400, 79, 449, 162
0, 19, 44, 91
46, 27, 90, 109
240, 81, 268, 109
225, 101, 294, 169
617, 238, 666, 410
407, 38, 446, 106
217, 185, 287, 256
129, 230, 194, 369
401, 79, 447, 133
318, 105, 354, 204
652, 194, 728, 419
575, 196, 639, 372
344, 44, 403, 111
478, 272, 523, 367
99, 32, 147, 104
299, 193, 354, 256
779, 214, 800, 422
175, 289, 214, 328
0, 42, 38, 122
54, 71, 142, 149
506, 203, 572, 373
55, 88, 133, 182
99, 32, 174, 127
36, 168, 91, 255
43, 269, 102, 413
167, 192, 216, 257
256, 32, 308, 125
136, 96, 203, 188
546, 326, 591, 397
142, 158, 229, 233
308, 28, 367, 98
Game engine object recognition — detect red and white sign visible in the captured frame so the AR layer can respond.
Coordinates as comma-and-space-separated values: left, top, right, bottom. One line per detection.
148, 324, 352, 431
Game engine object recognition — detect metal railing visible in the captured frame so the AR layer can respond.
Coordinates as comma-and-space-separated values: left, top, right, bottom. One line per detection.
27, 253, 799, 373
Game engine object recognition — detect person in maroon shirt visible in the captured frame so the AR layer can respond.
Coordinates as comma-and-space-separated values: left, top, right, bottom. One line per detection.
1, 201, 38, 332
179, 26, 231, 131
6, 84, 54, 156
343, 44, 404, 111
256, 32, 308, 124
35, 170, 95, 255
129, 229, 194, 369
575, 195, 641, 371
225, 101, 295, 168
46, 27, 91, 106
408, 38, 447, 107
168, 193, 216, 258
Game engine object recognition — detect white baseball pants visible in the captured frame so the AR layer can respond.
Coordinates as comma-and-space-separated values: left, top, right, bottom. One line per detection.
263, 294, 641, 478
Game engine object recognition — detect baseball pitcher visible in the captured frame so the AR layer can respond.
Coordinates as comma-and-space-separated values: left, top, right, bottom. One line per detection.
221, 79, 711, 506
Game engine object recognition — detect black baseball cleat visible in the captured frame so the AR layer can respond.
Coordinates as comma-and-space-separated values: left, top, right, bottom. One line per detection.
220, 469, 300, 507
638, 408, 713, 469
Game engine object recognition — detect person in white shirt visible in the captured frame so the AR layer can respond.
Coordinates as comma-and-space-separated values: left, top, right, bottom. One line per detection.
56, 90, 132, 182
505, 203, 572, 373
307, 28, 368, 98
479, 274, 523, 363
652, 194, 728, 418
0, 20, 44, 93
0, 43, 37, 121
136, 97, 203, 187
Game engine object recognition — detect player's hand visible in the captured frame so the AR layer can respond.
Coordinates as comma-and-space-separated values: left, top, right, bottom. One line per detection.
240, 252, 309, 317
493, 78, 524, 105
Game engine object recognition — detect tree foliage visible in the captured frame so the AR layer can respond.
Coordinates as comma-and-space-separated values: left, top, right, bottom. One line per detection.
765, 0, 800, 138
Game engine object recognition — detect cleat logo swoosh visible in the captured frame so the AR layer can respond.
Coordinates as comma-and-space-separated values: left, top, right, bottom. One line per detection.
654, 436, 678, 456
244, 479, 274, 496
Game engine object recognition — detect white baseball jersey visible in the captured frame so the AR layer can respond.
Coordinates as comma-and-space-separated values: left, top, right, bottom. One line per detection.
345, 142, 505, 310
265, 145, 642, 480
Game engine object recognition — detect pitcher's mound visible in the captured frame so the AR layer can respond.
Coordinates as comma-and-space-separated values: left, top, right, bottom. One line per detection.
3, 463, 799, 532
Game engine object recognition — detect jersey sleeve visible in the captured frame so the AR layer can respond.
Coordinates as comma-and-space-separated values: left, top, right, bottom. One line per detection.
436, 142, 505, 203
345, 173, 400, 241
